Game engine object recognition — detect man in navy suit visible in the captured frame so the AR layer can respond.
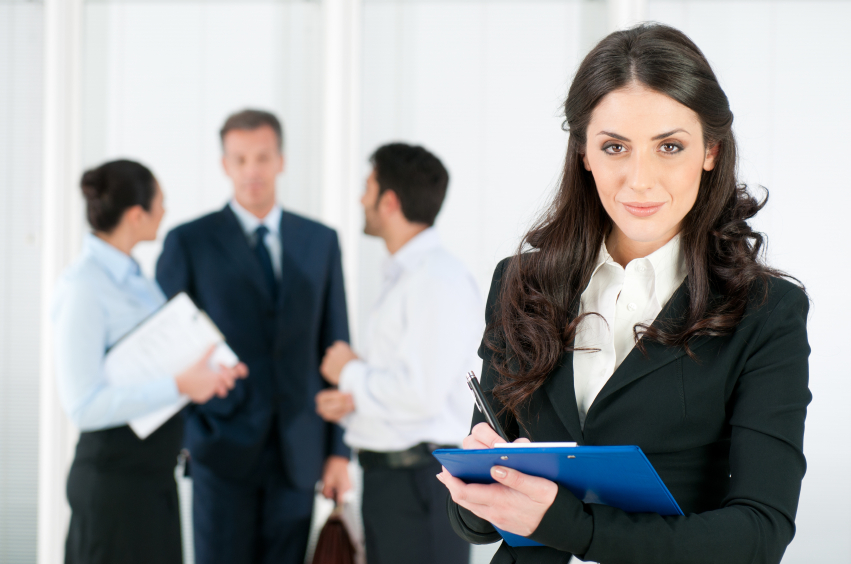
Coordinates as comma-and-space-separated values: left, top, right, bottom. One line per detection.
156, 109, 351, 564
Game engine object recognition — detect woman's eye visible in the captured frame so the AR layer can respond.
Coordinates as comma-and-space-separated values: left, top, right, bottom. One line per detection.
604, 144, 625, 154
660, 143, 682, 153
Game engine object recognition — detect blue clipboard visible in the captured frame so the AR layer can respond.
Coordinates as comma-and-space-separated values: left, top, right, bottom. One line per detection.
434, 444, 682, 547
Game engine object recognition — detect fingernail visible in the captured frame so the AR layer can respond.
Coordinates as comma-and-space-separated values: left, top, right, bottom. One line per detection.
491, 466, 507, 479
435, 473, 443, 480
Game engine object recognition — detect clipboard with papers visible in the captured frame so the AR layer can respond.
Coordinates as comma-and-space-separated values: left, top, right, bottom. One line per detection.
104, 292, 239, 439
433, 443, 682, 547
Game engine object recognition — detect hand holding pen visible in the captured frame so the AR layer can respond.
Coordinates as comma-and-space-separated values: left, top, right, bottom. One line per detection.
465, 370, 516, 445
438, 371, 548, 537
448, 372, 572, 533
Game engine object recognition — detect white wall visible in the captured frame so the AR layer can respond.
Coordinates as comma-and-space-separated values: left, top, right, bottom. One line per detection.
82, 1, 325, 275
0, 3, 44, 563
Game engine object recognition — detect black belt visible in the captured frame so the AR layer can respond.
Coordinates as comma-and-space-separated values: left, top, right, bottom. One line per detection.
358, 442, 456, 471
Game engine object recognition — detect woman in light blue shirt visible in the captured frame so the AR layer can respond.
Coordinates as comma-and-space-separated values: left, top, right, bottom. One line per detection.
53, 159, 247, 564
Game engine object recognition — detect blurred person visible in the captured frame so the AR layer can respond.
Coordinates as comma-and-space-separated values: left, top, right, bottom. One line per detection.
316, 143, 480, 564
156, 109, 351, 564
53, 159, 248, 564
436, 23, 811, 564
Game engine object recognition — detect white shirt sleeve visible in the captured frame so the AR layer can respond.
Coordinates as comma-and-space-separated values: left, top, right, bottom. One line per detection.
339, 271, 480, 425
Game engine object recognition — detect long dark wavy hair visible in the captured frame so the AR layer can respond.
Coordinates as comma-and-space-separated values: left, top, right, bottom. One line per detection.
488, 23, 795, 417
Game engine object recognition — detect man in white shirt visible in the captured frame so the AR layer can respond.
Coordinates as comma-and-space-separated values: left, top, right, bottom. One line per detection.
316, 143, 481, 564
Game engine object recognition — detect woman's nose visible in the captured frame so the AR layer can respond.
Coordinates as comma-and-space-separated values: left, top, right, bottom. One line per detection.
627, 150, 655, 193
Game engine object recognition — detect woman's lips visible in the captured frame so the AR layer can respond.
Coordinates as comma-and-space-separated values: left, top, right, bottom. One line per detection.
622, 201, 665, 217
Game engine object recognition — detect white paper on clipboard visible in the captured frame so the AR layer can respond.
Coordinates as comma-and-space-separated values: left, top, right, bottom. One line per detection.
104, 292, 239, 439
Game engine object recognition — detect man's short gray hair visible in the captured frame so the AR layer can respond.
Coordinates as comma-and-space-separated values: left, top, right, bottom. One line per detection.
219, 109, 284, 151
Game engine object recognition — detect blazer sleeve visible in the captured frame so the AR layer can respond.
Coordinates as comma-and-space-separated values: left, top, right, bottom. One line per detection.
527, 284, 812, 563
447, 258, 521, 545
320, 231, 351, 459
156, 228, 193, 300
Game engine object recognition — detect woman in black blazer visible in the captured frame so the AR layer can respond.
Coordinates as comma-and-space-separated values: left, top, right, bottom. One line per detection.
437, 24, 810, 564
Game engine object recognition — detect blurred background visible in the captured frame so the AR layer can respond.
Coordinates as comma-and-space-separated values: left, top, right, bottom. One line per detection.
1, 0, 849, 562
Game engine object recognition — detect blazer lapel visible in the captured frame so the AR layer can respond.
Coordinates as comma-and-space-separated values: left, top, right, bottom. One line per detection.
543, 351, 586, 444
276, 211, 311, 312
213, 206, 274, 303
586, 280, 712, 419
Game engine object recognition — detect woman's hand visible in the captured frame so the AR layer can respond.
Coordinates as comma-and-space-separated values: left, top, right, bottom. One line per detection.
437, 464, 557, 538
438, 421, 555, 537
175, 345, 249, 404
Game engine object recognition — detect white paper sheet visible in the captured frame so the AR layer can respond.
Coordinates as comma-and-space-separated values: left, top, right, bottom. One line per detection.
104, 292, 239, 439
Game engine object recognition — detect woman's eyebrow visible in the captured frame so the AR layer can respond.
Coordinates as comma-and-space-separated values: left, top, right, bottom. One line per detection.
597, 131, 630, 141
652, 128, 689, 140
597, 128, 690, 142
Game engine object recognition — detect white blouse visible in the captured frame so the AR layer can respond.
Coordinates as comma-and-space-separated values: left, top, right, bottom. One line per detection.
572, 234, 687, 428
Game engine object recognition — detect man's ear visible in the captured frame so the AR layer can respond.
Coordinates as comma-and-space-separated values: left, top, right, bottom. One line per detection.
703, 142, 720, 171
277, 152, 286, 175
379, 189, 401, 213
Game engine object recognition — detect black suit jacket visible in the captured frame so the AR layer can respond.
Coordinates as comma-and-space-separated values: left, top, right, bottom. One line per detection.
156, 206, 350, 488
449, 259, 811, 564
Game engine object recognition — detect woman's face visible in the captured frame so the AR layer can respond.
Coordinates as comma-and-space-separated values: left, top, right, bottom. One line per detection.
582, 83, 717, 256
138, 182, 165, 241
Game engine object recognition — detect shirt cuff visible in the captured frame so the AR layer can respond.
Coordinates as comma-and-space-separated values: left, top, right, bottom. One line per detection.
150, 374, 182, 405
338, 359, 368, 395
527, 484, 593, 555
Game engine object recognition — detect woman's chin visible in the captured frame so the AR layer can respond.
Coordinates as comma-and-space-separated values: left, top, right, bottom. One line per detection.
613, 220, 679, 247
618, 219, 670, 243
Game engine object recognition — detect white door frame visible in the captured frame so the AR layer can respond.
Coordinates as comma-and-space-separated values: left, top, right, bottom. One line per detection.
38, 1, 85, 563
321, 0, 364, 342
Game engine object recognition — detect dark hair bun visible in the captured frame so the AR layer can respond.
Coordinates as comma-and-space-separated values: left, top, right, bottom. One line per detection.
79, 159, 156, 233
80, 168, 109, 206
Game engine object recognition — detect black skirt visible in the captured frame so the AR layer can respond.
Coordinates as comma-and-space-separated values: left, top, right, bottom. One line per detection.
65, 414, 184, 564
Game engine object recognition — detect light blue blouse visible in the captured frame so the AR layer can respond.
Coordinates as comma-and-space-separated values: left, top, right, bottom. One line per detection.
52, 234, 180, 431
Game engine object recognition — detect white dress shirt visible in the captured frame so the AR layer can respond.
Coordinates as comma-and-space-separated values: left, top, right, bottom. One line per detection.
573, 234, 687, 428
338, 228, 482, 452
52, 234, 180, 431
229, 199, 283, 279
567, 234, 685, 564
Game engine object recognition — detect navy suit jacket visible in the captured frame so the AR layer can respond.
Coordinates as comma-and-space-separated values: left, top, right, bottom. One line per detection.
156, 205, 350, 489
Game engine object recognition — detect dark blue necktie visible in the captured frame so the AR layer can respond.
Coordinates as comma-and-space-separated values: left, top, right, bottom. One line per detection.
253, 225, 277, 301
